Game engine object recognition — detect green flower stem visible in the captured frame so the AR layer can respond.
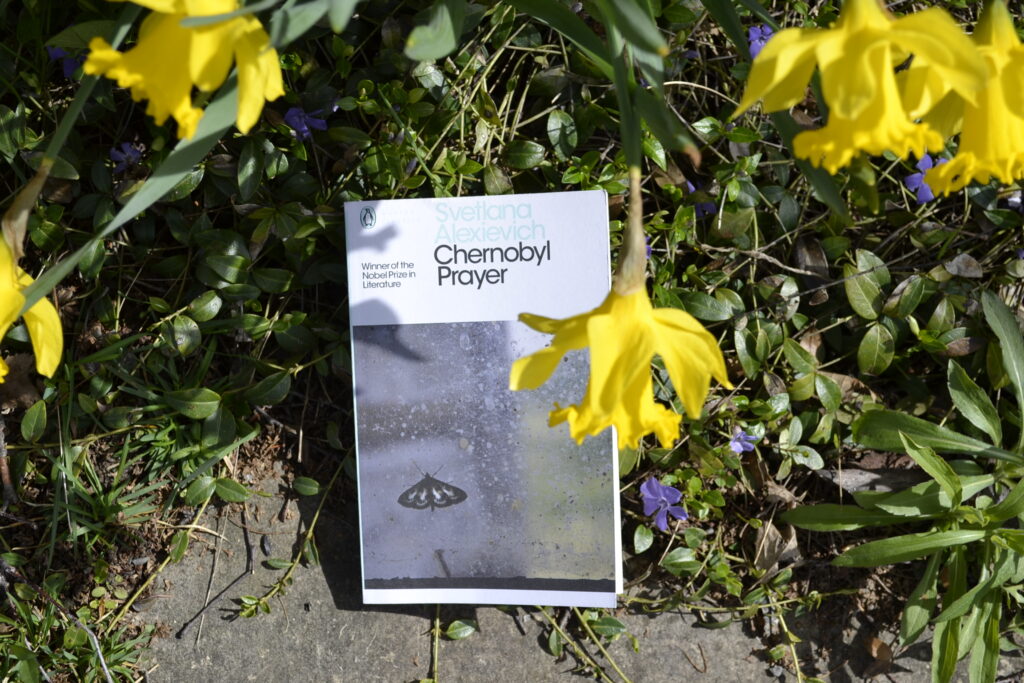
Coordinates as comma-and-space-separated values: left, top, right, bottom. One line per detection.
613, 166, 647, 296
571, 606, 633, 683
535, 607, 614, 682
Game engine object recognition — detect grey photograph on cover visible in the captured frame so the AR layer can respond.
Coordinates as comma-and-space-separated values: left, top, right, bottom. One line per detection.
352, 320, 615, 594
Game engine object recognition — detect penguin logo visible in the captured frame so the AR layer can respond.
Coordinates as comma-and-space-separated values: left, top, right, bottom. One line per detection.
359, 206, 376, 229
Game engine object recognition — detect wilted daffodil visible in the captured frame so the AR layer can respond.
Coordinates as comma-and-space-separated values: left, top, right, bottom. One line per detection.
0, 238, 62, 382
734, 0, 986, 173
84, 0, 284, 139
923, 1, 1024, 195
509, 171, 731, 449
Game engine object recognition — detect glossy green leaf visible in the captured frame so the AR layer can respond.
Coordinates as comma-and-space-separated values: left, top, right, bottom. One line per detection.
546, 110, 577, 160
947, 360, 1001, 446
184, 475, 216, 506
293, 477, 321, 497
674, 291, 732, 321
833, 530, 987, 567
857, 323, 894, 375
445, 618, 478, 640
268, 0, 329, 47
327, 0, 361, 32
21, 400, 46, 442
504, 140, 546, 169
237, 138, 263, 201
783, 339, 817, 374
215, 477, 251, 503
660, 547, 701, 575
245, 372, 291, 406
815, 373, 841, 413
164, 388, 221, 420
633, 524, 653, 554
843, 263, 882, 320
188, 290, 223, 322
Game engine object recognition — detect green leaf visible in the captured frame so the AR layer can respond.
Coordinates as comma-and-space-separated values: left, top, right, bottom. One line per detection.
633, 524, 653, 554
595, 0, 667, 57
814, 373, 841, 413
184, 475, 216, 506
833, 530, 987, 567
932, 618, 959, 683
445, 619, 478, 640
504, 140, 546, 169
898, 433, 962, 509
237, 138, 263, 202
674, 291, 732, 321
900, 552, 940, 646
245, 372, 291, 406
188, 290, 223, 322
883, 274, 929, 318
169, 532, 190, 565
252, 267, 294, 293
985, 478, 1024, 523
327, 0, 361, 32
265, 557, 292, 570
293, 476, 321, 497
779, 504, 905, 531
660, 547, 701, 575
843, 263, 882, 320
968, 596, 1000, 683
405, 0, 465, 61
853, 410, 1020, 464
546, 110, 577, 160
547, 628, 564, 657
164, 388, 221, 420
268, 0, 329, 47
20, 400, 46, 442
214, 477, 251, 503
947, 360, 1001, 446
588, 616, 627, 638
857, 323, 894, 375
783, 339, 817, 374
981, 291, 1024, 451
483, 164, 512, 195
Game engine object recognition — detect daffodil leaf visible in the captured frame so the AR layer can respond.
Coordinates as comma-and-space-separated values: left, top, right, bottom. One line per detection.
505, 0, 613, 79
593, 0, 667, 57
853, 410, 1021, 464
833, 530, 987, 567
268, 0, 329, 48
179, 0, 279, 28
327, 0, 361, 33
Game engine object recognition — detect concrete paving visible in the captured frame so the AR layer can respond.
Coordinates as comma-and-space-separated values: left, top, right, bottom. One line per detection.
137, 475, 1020, 682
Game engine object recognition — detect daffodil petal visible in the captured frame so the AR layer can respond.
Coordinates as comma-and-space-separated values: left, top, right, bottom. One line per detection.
735, 27, 819, 115
190, 21, 238, 91
890, 8, 988, 104
234, 17, 283, 134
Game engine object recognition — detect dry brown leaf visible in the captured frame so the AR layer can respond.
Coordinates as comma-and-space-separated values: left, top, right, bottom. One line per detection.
2, 160, 51, 259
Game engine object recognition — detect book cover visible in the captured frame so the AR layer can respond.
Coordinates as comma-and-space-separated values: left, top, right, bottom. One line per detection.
344, 190, 621, 607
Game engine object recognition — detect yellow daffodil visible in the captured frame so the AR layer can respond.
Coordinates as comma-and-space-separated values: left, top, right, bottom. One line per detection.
510, 288, 731, 449
734, 0, 986, 173
84, 0, 284, 139
509, 169, 731, 450
923, 1, 1024, 195
0, 238, 62, 382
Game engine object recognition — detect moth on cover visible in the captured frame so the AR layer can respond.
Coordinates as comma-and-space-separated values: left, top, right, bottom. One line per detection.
398, 470, 467, 511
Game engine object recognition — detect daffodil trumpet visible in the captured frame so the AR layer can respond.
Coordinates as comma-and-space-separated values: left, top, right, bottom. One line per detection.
734, 0, 987, 174
509, 168, 731, 449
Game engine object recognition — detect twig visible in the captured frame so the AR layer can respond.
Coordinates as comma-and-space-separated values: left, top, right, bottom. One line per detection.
429, 603, 441, 682
681, 642, 707, 673
176, 503, 256, 639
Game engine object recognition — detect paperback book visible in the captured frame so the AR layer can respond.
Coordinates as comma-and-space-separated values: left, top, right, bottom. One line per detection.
344, 190, 621, 607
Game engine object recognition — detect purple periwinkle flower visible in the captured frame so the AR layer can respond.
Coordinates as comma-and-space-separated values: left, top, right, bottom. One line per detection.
685, 180, 717, 219
644, 234, 652, 258
904, 154, 946, 204
110, 142, 144, 174
640, 477, 688, 532
1016, 248, 1024, 260
284, 107, 328, 141
46, 46, 83, 79
729, 430, 758, 454
748, 25, 774, 59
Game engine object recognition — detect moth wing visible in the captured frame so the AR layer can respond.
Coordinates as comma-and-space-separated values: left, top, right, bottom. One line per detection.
431, 480, 467, 508
398, 479, 433, 509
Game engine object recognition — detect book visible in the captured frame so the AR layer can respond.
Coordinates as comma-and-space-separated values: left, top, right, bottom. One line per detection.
344, 190, 622, 607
